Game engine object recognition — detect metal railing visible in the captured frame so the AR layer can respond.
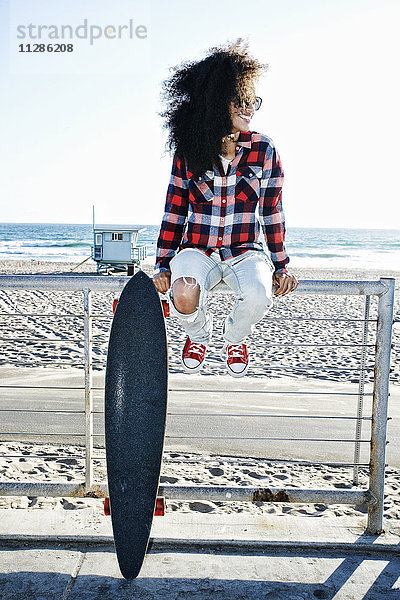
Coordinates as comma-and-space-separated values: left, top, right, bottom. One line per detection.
0, 274, 395, 534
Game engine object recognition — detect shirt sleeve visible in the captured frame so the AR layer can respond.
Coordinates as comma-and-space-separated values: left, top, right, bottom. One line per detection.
153, 152, 189, 276
258, 142, 290, 272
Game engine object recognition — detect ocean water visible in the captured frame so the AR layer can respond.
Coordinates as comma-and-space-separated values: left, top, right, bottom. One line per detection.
0, 222, 399, 271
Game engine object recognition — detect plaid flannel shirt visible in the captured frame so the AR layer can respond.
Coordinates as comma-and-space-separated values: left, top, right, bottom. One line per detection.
153, 130, 289, 276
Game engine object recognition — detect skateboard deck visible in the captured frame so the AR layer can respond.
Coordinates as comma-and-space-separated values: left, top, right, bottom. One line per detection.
105, 270, 168, 580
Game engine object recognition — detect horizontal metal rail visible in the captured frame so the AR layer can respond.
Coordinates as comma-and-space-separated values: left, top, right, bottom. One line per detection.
244, 343, 375, 347
164, 435, 371, 442
0, 337, 107, 344
0, 311, 379, 324
0, 275, 389, 295
0, 409, 84, 414
263, 316, 378, 322
169, 364, 376, 372
162, 457, 372, 468
0, 455, 85, 460
159, 485, 376, 505
0, 408, 372, 419
2, 360, 376, 369
0, 275, 127, 292
0, 432, 86, 436
170, 388, 373, 396
0, 364, 376, 373
0, 337, 376, 348
0, 481, 376, 506
167, 413, 372, 420
0, 432, 372, 442
0, 386, 86, 390
0, 337, 84, 343
0, 361, 84, 367
0, 313, 84, 318
1, 388, 374, 396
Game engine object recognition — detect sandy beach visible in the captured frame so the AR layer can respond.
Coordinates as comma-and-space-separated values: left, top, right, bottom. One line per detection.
0, 259, 399, 521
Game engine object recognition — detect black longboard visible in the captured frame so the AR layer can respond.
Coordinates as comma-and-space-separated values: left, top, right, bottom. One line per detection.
105, 270, 168, 580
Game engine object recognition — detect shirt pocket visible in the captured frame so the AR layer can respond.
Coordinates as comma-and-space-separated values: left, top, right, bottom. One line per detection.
188, 170, 214, 204
235, 165, 263, 203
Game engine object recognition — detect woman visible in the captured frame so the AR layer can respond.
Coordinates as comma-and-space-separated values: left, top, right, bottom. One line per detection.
152, 38, 298, 377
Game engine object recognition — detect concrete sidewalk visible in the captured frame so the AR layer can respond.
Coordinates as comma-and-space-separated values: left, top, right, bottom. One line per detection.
0, 509, 399, 599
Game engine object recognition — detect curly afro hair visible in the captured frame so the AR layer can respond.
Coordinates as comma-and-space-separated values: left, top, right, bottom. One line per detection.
158, 37, 268, 179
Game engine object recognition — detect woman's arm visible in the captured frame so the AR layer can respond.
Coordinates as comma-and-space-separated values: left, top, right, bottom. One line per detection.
153, 152, 189, 276
258, 142, 289, 273
259, 142, 298, 295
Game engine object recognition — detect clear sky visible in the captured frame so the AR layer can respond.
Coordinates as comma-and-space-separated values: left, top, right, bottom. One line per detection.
1, 0, 399, 228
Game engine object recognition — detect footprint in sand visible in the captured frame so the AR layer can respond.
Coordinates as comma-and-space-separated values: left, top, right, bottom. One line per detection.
56, 458, 78, 466
208, 467, 224, 477
61, 499, 79, 510
297, 508, 316, 515
247, 471, 265, 479
159, 476, 178, 484
188, 501, 215, 513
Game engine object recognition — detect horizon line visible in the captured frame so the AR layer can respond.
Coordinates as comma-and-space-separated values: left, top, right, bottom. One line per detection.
1, 222, 399, 232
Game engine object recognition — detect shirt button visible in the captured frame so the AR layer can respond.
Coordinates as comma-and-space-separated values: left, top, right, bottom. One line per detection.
218, 237, 222, 241
222, 200, 226, 203
221, 218, 224, 221
236, 146, 239, 150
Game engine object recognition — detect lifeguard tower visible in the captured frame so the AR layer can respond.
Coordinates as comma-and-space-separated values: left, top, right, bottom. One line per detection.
91, 224, 148, 275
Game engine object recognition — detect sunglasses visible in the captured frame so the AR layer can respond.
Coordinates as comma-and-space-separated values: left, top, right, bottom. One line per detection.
233, 96, 262, 111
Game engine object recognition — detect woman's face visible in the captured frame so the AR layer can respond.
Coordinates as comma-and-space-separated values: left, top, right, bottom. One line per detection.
229, 91, 256, 133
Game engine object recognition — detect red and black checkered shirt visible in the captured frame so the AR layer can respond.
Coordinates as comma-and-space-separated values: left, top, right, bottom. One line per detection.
154, 130, 289, 275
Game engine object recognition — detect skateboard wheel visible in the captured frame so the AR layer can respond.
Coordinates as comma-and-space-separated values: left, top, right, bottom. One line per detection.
154, 496, 166, 516
104, 496, 111, 516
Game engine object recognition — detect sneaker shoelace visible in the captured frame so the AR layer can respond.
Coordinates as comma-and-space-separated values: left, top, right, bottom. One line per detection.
227, 344, 246, 358
187, 342, 206, 356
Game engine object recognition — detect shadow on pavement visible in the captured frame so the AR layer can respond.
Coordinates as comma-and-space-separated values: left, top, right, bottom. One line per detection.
1, 538, 399, 600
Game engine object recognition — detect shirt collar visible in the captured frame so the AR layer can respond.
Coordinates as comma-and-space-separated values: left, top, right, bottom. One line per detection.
236, 130, 252, 149
186, 130, 252, 179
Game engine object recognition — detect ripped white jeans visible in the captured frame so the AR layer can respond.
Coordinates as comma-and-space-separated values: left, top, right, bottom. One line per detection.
165, 248, 274, 345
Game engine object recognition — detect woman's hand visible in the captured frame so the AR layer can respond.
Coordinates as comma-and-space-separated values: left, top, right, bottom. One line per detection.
273, 272, 298, 296
152, 270, 171, 294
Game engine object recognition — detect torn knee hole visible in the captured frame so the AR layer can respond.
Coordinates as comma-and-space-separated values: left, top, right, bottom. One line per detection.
181, 276, 199, 289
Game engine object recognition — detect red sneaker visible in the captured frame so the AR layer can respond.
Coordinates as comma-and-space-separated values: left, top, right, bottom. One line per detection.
221, 342, 249, 377
181, 336, 207, 373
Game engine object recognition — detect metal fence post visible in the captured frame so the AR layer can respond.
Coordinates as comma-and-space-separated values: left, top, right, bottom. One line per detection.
367, 277, 395, 534
83, 289, 93, 489
353, 295, 370, 485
